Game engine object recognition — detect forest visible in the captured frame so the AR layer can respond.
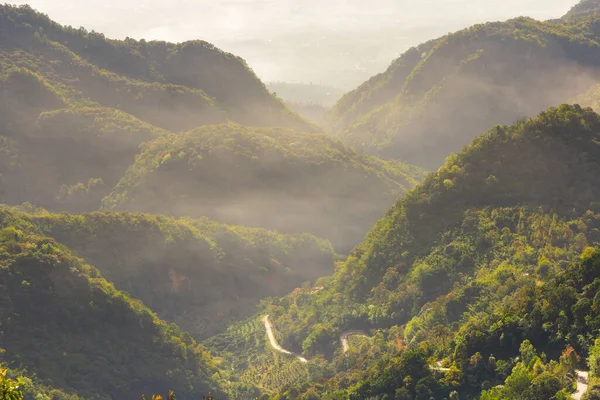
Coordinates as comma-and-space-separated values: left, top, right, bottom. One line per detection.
4, 1, 600, 399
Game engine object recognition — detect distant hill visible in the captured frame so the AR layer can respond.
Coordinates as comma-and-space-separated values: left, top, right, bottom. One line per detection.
267, 82, 344, 106
101, 124, 425, 252
0, 209, 225, 399
285, 101, 330, 125
267, 82, 344, 124
328, 11, 600, 169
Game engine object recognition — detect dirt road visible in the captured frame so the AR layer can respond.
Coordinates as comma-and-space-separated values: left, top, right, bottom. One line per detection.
261, 315, 307, 363
572, 370, 589, 400
340, 330, 370, 353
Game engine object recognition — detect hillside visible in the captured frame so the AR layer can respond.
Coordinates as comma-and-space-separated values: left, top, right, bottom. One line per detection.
0, 5, 319, 214
205, 105, 600, 398
0, 4, 313, 132
328, 11, 600, 169
100, 124, 425, 252
0, 209, 225, 399
564, 0, 600, 19
1, 103, 170, 212
6, 208, 336, 339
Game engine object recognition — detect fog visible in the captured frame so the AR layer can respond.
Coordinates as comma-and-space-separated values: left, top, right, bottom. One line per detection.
10, 0, 576, 88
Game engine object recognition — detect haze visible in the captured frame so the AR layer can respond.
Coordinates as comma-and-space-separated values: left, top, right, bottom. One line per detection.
12, 0, 576, 87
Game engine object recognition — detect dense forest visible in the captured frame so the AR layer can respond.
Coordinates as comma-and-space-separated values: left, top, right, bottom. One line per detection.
4, 1, 600, 399
0, 209, 226, 399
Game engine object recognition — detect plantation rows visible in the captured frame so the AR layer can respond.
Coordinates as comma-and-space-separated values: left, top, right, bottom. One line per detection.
239, 355, 309, 393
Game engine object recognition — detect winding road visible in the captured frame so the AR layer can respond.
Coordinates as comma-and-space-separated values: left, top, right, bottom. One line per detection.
261, 315, 372, 361
571, 370, 589, 400
261, 315, 307, 363
261, 315, 590, 398
340, 330, 370, 353
430, 361, 451, 372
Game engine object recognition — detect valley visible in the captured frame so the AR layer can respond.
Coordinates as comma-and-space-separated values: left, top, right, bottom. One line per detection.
4, 1, 600, 400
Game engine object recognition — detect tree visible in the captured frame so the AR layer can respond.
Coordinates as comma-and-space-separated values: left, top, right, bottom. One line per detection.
0, 369, 23, 400
529, 372, 562, 400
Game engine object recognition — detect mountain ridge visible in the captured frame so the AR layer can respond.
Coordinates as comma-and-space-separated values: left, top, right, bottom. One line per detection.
328, 12, 600, 169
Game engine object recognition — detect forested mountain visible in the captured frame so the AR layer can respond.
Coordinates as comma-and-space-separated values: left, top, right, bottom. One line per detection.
328, 4, 600, 169
6, 2, 600, 399
564, 0, 600, 19
206, 105, 600, 399
0, 209, 226, 399
0, 5, 424, 254
0, 4, 313, 132
0, 4, 319, 215
1, 103, 169, 212
101, 124, 425, 252
5, 207, 336, 339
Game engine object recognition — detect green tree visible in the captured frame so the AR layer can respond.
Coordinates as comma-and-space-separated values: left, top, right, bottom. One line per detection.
0, 369, 23, 400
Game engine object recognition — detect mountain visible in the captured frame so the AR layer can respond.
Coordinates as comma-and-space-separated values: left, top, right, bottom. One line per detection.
206, 105, 600, 399
0, 4, 313, 132
7, 207, 336, 339
563, 0, 600, 19
0, 4, 325, 218
100, 124, 425, 252
1, 103, 170, 212
328, 10, 600, 169
0, 209, 225, 399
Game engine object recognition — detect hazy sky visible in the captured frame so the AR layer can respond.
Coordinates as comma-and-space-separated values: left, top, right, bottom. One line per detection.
11, 0, 579, 87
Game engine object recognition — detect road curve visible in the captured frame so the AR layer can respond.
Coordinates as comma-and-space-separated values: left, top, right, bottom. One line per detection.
261, 315, 307, 363
340, 330, 370, 353
572, 370, 589, 400
430, 361, 451, 372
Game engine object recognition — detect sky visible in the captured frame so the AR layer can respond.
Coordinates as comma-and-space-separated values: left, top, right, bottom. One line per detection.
11, 0, 579, 88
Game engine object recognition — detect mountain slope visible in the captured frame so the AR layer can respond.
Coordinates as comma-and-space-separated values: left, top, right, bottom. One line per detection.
329, 13, 600, 169
9, 208, 336, 339
101, 124, 425, 252
207, 105, 600, 398
563, 0, 600, 19
0, 210, 225, 399
0, 77, 170, 213
0, 4, 312, 132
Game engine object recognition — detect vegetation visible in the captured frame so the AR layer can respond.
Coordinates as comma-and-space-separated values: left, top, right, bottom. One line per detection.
0, 369, 23, 400
329, 6, 600, 169
0, 210, 226, 399
203, 105, 600, 398
4, 106, 169, 212
6, 208, 337, 339
0, 4, 319, 216
0, 4, 312, 132
564, 0, 600, 19
101, 123, 425, 252
7, 1, 600, 398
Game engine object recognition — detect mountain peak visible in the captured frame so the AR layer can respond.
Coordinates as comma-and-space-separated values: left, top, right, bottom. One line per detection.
563, 0, 600, 18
